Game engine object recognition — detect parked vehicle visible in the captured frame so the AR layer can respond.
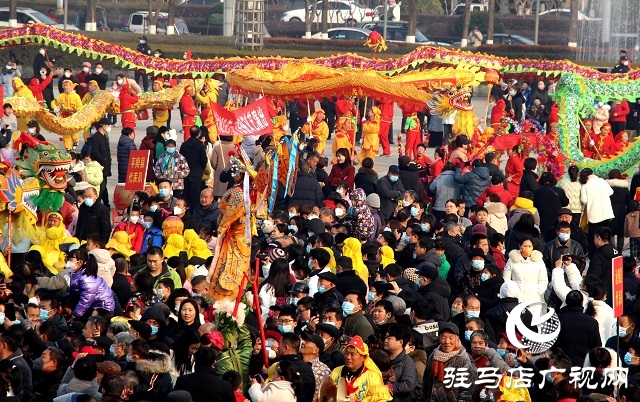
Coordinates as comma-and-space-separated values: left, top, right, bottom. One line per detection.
309, 27, 371, 40
127, 11, 190, 35
359, 21, 450, 46
453, 33, 534, 47
539, 9, 601, 21
0, 7, 79, 30
280, 1, 378, 24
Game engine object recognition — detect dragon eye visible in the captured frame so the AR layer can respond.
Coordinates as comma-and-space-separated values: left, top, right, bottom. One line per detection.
448, 92, 454, 96
42, 152, 49, 157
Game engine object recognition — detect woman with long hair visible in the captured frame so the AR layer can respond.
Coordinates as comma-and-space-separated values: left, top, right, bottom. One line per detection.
259, 258, 291, 313
584, 281, 616, 345
503, 237, 548, 304
327, 148, 355, 191
170, 330, 200, 385
132, 271, 159, 308
68, 248, 115, 319
166, 288, 191, 323
0, 359, 23, 401
167, 298, 202, 341
249, 359, 302, 402
557, 165, 583, 225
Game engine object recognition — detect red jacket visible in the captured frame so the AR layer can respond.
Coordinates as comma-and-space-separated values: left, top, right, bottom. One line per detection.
119, 85, 139, 112
610, 100, 630, 124
27, 76, 53, 102
113, 221, 145, 253
477, 184, 514, 208
180, 93, 198, 119
76, 71, 89, 98
490, 98, 507, 126
328, 163, 355, 189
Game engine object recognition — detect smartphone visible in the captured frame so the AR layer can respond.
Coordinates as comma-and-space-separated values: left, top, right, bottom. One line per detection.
253, 374, 263, 381
397, 200, 403, 207
5, 304, 15, 322
265, 339, 274, 347
256, 253, 268, 261
562, 254, 571, 261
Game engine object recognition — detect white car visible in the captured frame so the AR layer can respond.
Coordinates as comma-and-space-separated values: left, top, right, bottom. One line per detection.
281, 1, 378, 24
538, 9, 601, 21
0, 7, 79, 30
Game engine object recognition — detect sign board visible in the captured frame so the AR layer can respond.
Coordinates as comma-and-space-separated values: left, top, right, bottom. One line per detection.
612, 255, 624, 318
211, 97, 274, 137
124, 150, 150, 191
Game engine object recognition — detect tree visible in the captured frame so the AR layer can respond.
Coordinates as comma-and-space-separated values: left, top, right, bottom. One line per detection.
487, 0, 495, 43
147, 0, 163, 35
568, 0, 578, 47
498, 0, 511, 14
168, 0, 176, 35
461, 1, 472, 47
418, 0, 444, 14
321, 0, 328, 38
9, 0, 17, 27
304, 0, 319, 38
408, 0, 417, 42
86, 0, 96, 31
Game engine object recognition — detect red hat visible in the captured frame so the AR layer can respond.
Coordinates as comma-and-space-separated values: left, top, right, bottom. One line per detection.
264, 331, 282, 342
335, 99, 352, 117
602, 123, 612, 130
72, 345, 100, 359
345, 335, 369, 356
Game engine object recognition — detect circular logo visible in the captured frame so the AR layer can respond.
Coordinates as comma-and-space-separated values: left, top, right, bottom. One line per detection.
505, 301, 561, 354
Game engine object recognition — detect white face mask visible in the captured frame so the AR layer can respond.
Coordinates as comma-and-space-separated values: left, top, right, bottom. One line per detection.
335, 207, 345, 217
82, 67, 89, 73
65, 261, 76, 270
95, 68, 103, 74
40, 71, 46, 76
5, 65, 12, 70
402, 200, 412, 207
173, 206, 183, 215
39, 49, 46, 56
129, 216, 140, 224
105, 126, 111, 133
155, 53, 160, 58
117, 79, 123, 85
64, 72, 71, 78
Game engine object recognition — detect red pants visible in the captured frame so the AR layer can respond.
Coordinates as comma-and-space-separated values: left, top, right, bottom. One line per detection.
379, 119, 391, 155
121, 112, 137, 130
405, 128, 420, 159
182, 116, 196, 141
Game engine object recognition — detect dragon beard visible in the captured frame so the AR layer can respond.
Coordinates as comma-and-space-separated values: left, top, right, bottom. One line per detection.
452, 110, 475, 137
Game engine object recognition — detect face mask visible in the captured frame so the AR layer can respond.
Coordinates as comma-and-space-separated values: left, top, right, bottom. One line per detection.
317, 285, 326, 294
0, 313, 5, 325
173, 206, 183, 216
471, 259, 485, 271
305, 245, 311, 254
84, 198, 95, 207
155, 53, 160, 58
117, 79, 123, 85
558, 233, 570, 242
383, 227, 392, 232
466, 310, 480, 319
65, 261, 76, 270
401, 233, 409, 244
64, 72, 71, 78
412, 253, 417, 259
509, 91, 516, 96
82, 67, 89, 73
90, 128, 96, 135
335, 208, 345, 217
534, 101, 541, 106
28, 128, 36, 134
389, 175, 399, 183
126, 355, 133, 363
150, 205, 158, 212
129, 216, 140, 224
451, 307, 461, 316
5, 65, 12, 70
159, 188, 170, 198
421, 223, 429, 232
464, 330, 473, 341
144, 221, 153, 229
288, 225, 297, 234
166, 147, 176, 155
415, 277, 422, 287
39, 309, 49, 322
290, 297, 299, 306
342, 301, 355, 316
619, 326, 629, 338
289, 212, 296, 219
367, 291, 375, 302
337, 190, 343, 197
39, 49, 46, 56
278, 325, 293, 333
268, 349, 277, 360
95, 68, 103, 74
105, 126, 111, 133
307, 259, 314, 270
410, 207, 419, 217
150, 325, 159, 336
40, 70, 47, 76
109, 345, 116, 357
192, 293, 201, 298
402, 200, 412, 207
496, 348, 506, 358
480, 273, 490, 282
545, 371, 555, 384
308, 215, 318, 220
625, 352, 635, 366
32, 358, 44, 371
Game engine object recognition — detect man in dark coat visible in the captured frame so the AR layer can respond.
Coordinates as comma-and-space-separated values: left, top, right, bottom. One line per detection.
32, 346, 65, 402
275, 333, 317, 402
191, 188, 221, 232
335, 256, 367, 297
76, 187, 112, 242
453, 160, 490, 208
398, 155, 423, 196
555, 290, 601, 367
586, 226, 619, 306
416, 263, 450, 321
288, 160, 323, 207
135, 36, 153, 91
377, 165, 405, 220
544, 208, 589, 251
533, 172, 570, 236
117, 127, 137, 183
174, 347, 236, 402
90, 118, 112, 207
179, 126, 208, 212
484, 280, 533, 336
84, 62, 109, 90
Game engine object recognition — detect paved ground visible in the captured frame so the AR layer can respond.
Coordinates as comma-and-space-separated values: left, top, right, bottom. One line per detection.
36, 92, 489, 211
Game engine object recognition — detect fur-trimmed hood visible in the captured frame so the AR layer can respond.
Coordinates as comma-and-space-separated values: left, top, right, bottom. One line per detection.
606, 178, 628, 188
508, 249, 542, 263
135, 350, 171, 374
485, 201, 508, 216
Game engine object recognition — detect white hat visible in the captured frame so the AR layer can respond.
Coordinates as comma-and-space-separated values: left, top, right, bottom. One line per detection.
166, 129, 178, 142
366, 193, 380, 209
499, 280, 522, 299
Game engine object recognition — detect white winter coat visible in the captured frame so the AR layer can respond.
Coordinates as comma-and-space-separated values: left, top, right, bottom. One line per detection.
249, 380, 297, 402
580, 175, 614, 224
503, 249, 548, 304
88, 249, 116, 287
590, 299, 617, 346
550, 264, 586, 308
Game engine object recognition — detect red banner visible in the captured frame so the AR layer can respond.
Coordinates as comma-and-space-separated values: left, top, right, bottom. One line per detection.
124, 150, 150, 191
211, 97, 274, 137
612, 255, 624, 318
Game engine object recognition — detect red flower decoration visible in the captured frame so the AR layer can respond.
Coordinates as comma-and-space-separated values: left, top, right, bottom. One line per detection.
206, 330, 225, 350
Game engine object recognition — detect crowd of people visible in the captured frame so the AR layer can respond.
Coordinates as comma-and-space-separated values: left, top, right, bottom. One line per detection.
0, 42, 640, 402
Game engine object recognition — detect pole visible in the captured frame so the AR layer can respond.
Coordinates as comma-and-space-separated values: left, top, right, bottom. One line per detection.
6, 213, 11, 270
251, 260, 269, 368
534, 0, 540, 45
383, 0, 388, 41
483, 84, 493, 128
63, 0, 68, 30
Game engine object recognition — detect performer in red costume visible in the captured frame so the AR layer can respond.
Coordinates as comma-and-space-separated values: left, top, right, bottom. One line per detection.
180, 84, 198, 141
119, 82, 139, 130
378, 99, 393, 156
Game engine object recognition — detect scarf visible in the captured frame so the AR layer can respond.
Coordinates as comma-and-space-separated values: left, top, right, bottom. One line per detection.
161, 153, 175, 176
431, 344, 462, 383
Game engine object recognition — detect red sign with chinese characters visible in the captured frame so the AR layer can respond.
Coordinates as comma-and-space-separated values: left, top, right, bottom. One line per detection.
612, 255, 624, 318
211, 97, 274, 137
124, 150, 150, 191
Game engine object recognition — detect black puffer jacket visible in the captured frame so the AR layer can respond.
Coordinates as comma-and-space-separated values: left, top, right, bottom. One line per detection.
180, 137, 208, 178
587, 243, 619, 305
288, 171, 323, 206
354, 167, 378, 195
417, 272, 451, 321
117, 134, 137, 182
485, 297, 533, 337
475, 275, 505, 313
453, 167, 490, 207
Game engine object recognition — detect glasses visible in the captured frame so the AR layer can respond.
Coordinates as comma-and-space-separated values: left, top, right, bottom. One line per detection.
296, 309, 308, 315
277, 319, 294, 325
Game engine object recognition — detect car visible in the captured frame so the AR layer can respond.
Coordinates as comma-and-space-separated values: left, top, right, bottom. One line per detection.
280, 1, 378, 24
127, 11, 190, 35
359, 22, 451, 46
538, 9, 600, 21
309, 27, 372, 40
0, 7, 79, 30
491, 33, 534, 45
